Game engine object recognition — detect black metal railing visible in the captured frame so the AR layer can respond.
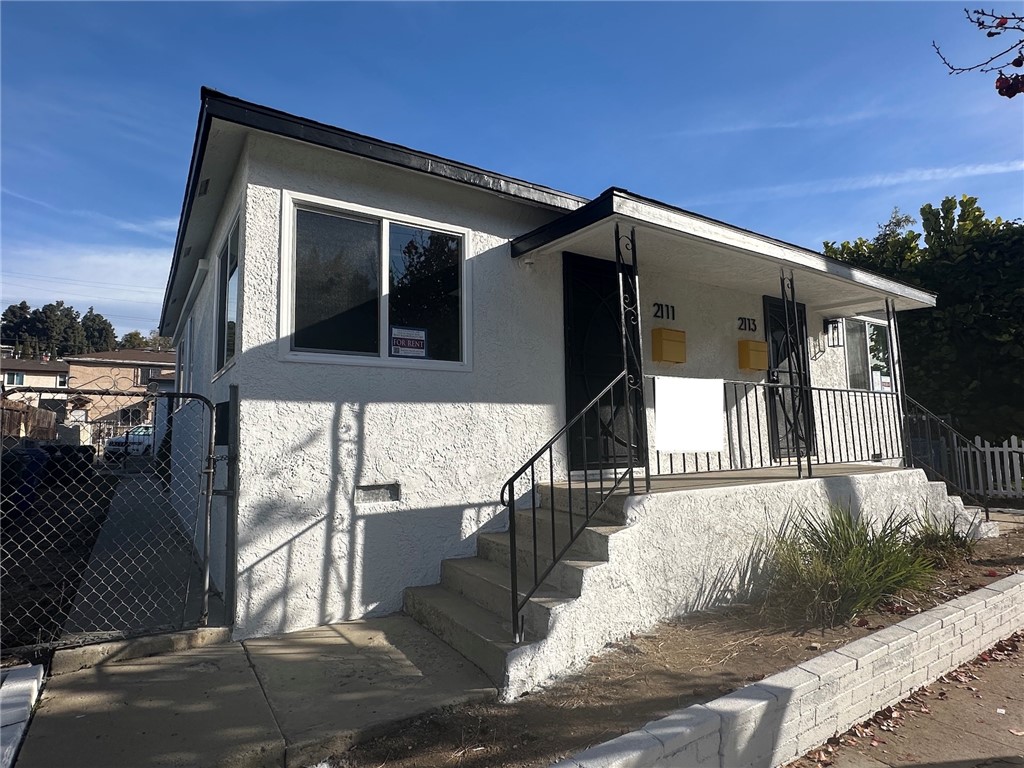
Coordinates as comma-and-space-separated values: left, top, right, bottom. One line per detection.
499, 371, 644, 643
652, 380, 903, 475
903, 396, 990, 519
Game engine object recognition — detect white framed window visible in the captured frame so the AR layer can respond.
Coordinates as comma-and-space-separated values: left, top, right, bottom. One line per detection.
279, 191, 472, 371
845, 318, 891, 392
5, 371, 25, 386
217, 217, 240, 372
57, 374, 68, 387
176, 316, 194, 393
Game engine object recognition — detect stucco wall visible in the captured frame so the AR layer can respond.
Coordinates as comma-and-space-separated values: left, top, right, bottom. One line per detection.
228, 134, 571, 638
504, 469, 967, 698
169, 147, 251, 601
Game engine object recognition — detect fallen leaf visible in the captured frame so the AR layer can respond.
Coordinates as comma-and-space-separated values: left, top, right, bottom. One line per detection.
1009, 729, 1024, 736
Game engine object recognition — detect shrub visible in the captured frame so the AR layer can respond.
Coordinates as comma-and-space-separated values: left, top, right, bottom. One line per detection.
760, 505, 934, 627
910, 511, 976, 568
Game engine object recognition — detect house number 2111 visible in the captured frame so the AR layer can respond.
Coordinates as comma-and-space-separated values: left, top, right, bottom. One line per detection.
653, 303, 676, 320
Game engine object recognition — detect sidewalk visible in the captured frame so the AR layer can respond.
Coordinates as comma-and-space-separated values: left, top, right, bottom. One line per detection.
14, 617, 495, 768
792, 635, 1024, 768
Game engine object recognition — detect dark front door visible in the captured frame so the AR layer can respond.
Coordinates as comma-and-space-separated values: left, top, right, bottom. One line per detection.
763, 295, 815, 461
563, 252, 640, 471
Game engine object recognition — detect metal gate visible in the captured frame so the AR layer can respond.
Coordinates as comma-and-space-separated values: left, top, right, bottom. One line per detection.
1, 385, 217, 655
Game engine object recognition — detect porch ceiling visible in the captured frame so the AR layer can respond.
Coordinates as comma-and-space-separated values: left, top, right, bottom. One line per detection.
511, 188, 936, 316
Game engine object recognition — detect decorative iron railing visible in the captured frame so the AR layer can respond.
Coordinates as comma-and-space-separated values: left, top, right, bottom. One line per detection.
651, 380, 903, 475
903, 396, 991, 519
499, 370, 642, 643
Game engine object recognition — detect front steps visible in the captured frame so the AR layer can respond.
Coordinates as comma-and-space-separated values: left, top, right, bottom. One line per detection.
404, 490, 627, 692
406, 469, 993, 699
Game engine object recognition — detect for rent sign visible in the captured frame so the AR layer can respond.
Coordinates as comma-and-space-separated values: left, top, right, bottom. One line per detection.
390, 327, 427, 358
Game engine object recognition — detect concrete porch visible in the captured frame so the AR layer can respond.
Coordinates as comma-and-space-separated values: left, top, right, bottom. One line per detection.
408, 464, 975, 699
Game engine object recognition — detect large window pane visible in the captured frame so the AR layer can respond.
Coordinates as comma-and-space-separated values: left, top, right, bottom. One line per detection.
294, 209, 380, 354
388, 223, 461, 362
868, 324, 891, 392
845, 319, 869, 390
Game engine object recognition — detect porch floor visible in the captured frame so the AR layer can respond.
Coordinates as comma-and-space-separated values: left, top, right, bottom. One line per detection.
563, 462, 906, 496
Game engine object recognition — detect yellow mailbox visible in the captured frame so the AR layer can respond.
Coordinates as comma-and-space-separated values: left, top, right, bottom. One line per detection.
738, 339, 769, 371
652, 328, 686, 364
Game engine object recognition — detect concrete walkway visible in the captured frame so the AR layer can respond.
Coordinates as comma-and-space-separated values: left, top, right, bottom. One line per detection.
15, 617, 495, 768
816, 639, 1024, 768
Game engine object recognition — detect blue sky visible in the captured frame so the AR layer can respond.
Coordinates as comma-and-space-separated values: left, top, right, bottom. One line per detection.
2, 2, 1022, 337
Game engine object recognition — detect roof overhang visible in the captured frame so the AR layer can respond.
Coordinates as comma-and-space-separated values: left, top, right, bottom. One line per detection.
511, 188, 937, 315
159, 89, 587, 337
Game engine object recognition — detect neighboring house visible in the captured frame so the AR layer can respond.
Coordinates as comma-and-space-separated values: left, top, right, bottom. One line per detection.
1, 356, 70, 390
0, 357, 70, 410
160, 89, 957, 695
63, 349, 176, 427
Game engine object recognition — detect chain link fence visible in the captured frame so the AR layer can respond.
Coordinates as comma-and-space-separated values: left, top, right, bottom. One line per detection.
1, 386, 215, 655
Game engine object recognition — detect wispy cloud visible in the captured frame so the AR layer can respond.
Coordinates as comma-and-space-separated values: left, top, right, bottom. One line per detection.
673, 108, 886, 137
1, 187, 177, 240
681, 160, 1024, 207
1, 242, 171, 334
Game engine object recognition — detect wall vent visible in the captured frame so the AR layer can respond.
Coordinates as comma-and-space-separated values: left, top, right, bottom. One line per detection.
197, 178, 210, 196
355, 483, 401, 504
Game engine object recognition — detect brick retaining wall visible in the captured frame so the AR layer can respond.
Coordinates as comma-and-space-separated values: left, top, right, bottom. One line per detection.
553, 572, 1024, 768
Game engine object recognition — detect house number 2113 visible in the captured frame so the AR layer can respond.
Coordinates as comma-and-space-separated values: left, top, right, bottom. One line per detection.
738, 317, 758, 332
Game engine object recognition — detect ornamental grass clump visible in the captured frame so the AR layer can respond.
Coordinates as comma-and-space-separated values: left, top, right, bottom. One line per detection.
761, 505, 934, 628
909, 511, 976, 568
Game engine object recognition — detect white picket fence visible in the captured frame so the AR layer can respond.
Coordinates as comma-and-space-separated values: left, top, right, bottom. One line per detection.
962, 435, 1024, 499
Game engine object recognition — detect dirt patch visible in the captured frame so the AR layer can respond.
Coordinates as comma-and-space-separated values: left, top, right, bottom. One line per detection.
333, 525, 1024, 768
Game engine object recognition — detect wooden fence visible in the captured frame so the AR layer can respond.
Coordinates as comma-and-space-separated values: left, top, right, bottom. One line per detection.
1, 400, 58, 442
963, 435, 1024, 499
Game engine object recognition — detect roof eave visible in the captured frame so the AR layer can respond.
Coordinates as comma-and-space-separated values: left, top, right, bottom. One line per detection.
511, 188, 937, 310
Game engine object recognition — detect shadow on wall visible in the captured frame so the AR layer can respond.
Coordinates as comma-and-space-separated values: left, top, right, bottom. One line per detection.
233, 395, 516, 638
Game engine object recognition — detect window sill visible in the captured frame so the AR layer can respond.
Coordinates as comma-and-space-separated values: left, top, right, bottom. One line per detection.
281, 349, 471, 373
211, 358, 238, 384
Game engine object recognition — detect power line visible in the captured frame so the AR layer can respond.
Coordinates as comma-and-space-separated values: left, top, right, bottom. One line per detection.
2, 280, 165, 307
1, 271, 165, 293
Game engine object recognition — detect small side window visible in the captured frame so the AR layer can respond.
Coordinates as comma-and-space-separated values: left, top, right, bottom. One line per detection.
217, 218, 240, 371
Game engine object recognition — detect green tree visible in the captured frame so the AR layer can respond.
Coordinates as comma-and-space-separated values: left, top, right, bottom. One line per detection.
1, 301, 32, 347
81, 307, 117, 352
825, 195, 1024, 440
146, 330, 174, 352
118, 330, 149, 349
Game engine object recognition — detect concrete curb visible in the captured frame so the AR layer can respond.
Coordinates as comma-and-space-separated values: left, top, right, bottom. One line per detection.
49, 627, 231, 676
0, 664, 44, 768
551, 571, 1024, 768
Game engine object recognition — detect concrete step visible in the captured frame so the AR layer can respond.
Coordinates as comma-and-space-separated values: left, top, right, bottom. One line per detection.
536, 482, 632, 524
441, 556, 572, 637
404, 585, 524, 687
512, 507, 623, 561
476, 532, 603, 598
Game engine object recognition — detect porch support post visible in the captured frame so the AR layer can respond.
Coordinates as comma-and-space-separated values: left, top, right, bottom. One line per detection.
884, 299, 910, 467
614, 223, 651, 494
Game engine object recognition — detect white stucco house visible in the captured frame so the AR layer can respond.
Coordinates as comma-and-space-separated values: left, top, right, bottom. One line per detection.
160, 89, 969, 696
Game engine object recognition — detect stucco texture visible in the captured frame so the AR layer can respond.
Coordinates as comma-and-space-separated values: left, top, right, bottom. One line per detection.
225, 134, 572, 638
503, 469, 972, 698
